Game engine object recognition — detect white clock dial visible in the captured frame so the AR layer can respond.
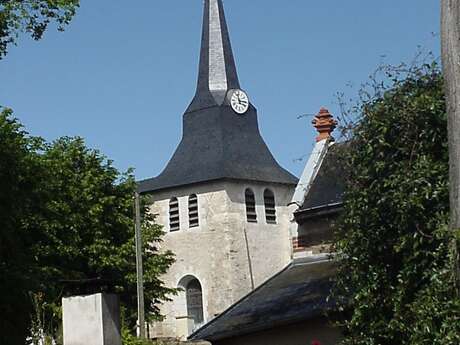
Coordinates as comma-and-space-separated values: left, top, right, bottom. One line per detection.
230, 89, 249, 114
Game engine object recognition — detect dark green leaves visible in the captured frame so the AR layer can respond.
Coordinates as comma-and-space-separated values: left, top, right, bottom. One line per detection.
333, 63, 460, 345
0, 107, 40, 344
0, 109, 175, 343
0, 0, 80, 58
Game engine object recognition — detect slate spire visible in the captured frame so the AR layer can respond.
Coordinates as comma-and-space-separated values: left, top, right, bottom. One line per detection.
137, 0, 298, 193
187, 0, 241, 112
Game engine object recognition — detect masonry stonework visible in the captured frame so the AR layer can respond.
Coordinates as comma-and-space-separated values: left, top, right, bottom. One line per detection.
147, 180, 293, 338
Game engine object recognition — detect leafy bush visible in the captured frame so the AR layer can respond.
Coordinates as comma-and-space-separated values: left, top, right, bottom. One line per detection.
333, 62, 460, 344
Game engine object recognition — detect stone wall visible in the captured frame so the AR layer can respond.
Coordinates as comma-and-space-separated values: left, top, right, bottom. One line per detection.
147, 180, 294, 339
225, 181, 293, 288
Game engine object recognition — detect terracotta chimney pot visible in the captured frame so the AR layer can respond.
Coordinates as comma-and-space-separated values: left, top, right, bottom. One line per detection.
312, 107, 337, 142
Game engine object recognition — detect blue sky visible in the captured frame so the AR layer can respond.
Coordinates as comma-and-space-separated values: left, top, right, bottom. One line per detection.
0, 1, 440, 180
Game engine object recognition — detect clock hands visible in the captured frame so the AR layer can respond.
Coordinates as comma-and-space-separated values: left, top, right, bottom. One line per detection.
230, 89, 249, 114
236, 93, 248, 106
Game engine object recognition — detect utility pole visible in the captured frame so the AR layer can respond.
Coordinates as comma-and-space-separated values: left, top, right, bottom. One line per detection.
441, 0, 460, 292
134, 191, 146, 338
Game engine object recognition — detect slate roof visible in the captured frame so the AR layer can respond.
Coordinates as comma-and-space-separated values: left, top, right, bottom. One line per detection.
186, 0, 240, 113
296, 144, 345, 217
138, 0, 297, 193
138, 105, 298, 193
189, 256, 337, 342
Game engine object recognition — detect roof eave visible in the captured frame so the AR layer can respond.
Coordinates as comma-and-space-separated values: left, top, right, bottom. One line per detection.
188, 257, 334, 342
294, 202, 343, 222
137, 176, 298, 195
191, 311, 333, 342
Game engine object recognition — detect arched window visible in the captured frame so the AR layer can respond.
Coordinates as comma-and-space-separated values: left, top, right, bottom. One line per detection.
186, 278, 204, 325
178, 275, 204, 328
169, 197, 180, 231
188, 194, 199, 228
245, 188, 257, 223
264, 189, 277, 224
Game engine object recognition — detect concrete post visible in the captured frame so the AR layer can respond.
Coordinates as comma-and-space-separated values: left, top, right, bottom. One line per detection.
62, 293, 121, 345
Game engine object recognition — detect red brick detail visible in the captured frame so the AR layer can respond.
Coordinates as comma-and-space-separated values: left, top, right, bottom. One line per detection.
292, 236, 309, 251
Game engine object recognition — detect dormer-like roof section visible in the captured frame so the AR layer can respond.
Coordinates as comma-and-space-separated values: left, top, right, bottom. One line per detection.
291, 108, 344, 221
297, 144, 345, 212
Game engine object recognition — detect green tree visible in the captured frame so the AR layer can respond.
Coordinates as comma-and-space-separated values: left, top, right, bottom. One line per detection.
333, 63, 460, 345
29, 137, 175, 334
0, 110, 175, 344
0, 108, 42, 344
0, 0, 79, 58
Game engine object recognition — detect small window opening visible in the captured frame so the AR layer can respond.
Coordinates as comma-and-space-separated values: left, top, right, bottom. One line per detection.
245, 189, 257, 223
189, 194, 199, 228
264, 189, 277, 224
169, 197, 180, 231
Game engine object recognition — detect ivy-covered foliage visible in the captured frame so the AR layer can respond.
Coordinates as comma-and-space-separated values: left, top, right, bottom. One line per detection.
333, 63, 460, 345
0, 0, 79, 58
0, 108, 175, 344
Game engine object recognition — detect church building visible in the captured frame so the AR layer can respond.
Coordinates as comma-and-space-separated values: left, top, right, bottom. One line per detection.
138, 0, 298, 339
188, 110, 344, 345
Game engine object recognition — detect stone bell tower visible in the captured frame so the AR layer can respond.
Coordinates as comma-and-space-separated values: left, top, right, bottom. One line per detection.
138, 0, 298, 339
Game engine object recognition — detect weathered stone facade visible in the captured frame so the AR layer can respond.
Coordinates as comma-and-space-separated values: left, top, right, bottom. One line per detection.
148, 180, 294, 338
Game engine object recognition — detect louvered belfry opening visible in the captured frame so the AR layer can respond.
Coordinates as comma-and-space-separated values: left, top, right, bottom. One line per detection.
245, 189, 257, 223
264, 189, 277, 224
189, 194, 199, 228
169, 197, 180, 231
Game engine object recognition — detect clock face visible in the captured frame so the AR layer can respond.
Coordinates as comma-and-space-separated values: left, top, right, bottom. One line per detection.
230, 89, 249, 114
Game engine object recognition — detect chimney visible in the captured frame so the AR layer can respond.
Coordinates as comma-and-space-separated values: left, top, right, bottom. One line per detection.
312, 107, 337, 142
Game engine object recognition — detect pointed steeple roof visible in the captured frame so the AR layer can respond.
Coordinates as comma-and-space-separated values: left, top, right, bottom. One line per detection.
138, 0, 298, 194
187, 0, 240, 112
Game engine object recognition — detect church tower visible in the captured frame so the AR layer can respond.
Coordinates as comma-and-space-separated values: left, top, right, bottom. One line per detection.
139, 0, 297, 339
